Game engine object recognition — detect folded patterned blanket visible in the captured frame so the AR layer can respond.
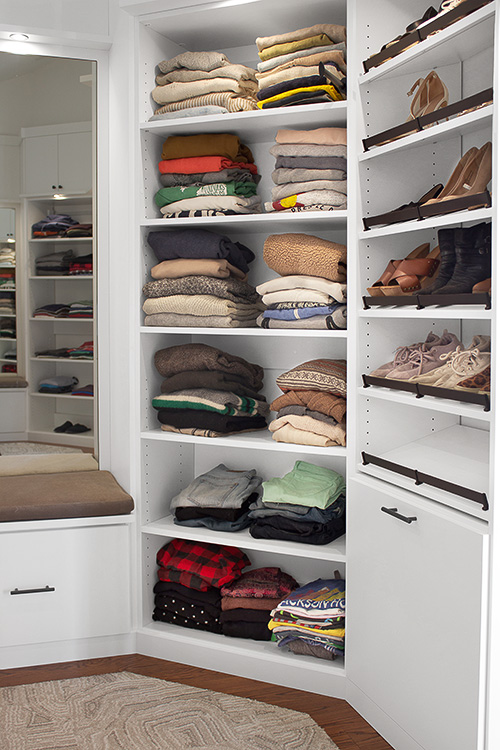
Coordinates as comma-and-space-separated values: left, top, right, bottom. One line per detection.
156, 63, 257, 86
263, 234, 347, 282
152, 389, 269, 416
153, 93, 258, 115
150, 258, 247, 281
257, 312, 347, 329
157, 50, 231, 74
159, 156, 258, 174
272, 166, 346, 184
161, 133, 254, 163
143, 275, 259, 304
160, 194, 261, 216
155, 181, 257, 208
147, 228, 255, 273
159, 168, 260, 187
143, 294, 262, 319
144, 313, 258, 328
256, 24, 346, 53
271, 180, 347, 201
270, 142, 347, 157
257, 43, 346, 73
266, 191, 346, 212
258, 35, 337, 62
270, 389, 347, 422
154, 342, 264, 389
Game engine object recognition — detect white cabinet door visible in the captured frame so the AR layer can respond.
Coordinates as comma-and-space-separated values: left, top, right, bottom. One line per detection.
0, 207, 15, 240
0, 524, 131, 646
57, 131, 92, 195
348, 478, 487, 750
23, 135, 58, 196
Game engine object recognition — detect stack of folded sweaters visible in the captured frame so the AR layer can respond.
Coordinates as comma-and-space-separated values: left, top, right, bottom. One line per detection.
144, 229, 262, 327
31, 214, 78, 238
269, 577, 346, 661
0, 271, 15, 292
171, 463, 263, 532
0, 318, 15, 338
35, 250, 74, 276
156, 134, 262, 218
152, 342, 269, 437
266, 128, 347, 213
68, 253, 93, 275
220, 567, 298, 641
249, 461, 346, 545
153, 538, 251, 634
269, 359, 347, 447
255, 24, 346, 109
0, 294, 15, 315
0, 245, 15, 267
35, 340, 93, 361
150, 50, 259, 121
38, 375, 79, 394
33, 301, 93, 319
256, 233, 347, 329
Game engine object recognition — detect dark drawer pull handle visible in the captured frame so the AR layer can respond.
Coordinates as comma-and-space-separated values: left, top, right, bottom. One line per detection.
10, 586, 55, 595
381, 507, 417, 524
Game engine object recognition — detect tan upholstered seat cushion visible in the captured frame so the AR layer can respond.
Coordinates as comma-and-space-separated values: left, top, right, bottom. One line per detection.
0, 470, 134, 522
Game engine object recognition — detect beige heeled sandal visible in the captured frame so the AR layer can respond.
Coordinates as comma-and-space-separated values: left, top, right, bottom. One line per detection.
407, 71, 449, 121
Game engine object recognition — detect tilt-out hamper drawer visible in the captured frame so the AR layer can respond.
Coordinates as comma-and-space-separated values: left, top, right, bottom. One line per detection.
0, 523, 131, 647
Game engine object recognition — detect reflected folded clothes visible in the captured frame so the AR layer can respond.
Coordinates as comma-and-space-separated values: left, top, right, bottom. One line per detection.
31, 214, 78, 235
144, 313, 258, 328
271, 423, 341, 447
143, 275, 259, 303
258, 310, 347, 330
155, 182, 257, 208
150, 258, 247, 281
160, 195, 262, 216
33, 303, 71, 318
272, 180, 346, 201
156, 408, 267, 433
143, 295, 262, 318
266, 191, 346, 212
38, 375, 78, 394
159, 168, 260, 187
161, 134, 254, 163
174, 514, 251, 531
65, 224, 93, 237
160, 370, 265, 400
72, 383, 93, 396
153, 93, 258, 115
159, 156, 258, 175
250, 514, 346, 545
256, 275, 346, 303
258, 85, 343, 108
221, 620, 271, 640
149, 106, 229, 121
152, 606, 222, 634
152, 390, 269, 416
147, 228, 255, 274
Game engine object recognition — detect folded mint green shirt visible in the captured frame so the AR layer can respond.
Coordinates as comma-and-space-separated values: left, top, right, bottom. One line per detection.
262, 460, 345, 509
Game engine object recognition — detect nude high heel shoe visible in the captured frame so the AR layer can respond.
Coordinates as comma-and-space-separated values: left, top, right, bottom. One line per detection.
407, 71, 449, 120
424, 142, 492, 206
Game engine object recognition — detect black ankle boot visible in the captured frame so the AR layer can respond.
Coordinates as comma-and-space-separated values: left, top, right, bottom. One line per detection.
418, 228, 455, 295
436, 222, 491, 295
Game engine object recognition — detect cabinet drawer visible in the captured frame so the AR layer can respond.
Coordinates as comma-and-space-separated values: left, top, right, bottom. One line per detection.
0, 524, 131, 646
348, 477, 488, 750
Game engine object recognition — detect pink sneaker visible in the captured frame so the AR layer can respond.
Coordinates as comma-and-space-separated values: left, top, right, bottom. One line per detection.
370, 331, 441, 378
388, 330, 462, 380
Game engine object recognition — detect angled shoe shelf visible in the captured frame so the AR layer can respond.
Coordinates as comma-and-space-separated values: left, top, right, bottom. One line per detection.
362, 291, 491, 310
362, 373, 490, 411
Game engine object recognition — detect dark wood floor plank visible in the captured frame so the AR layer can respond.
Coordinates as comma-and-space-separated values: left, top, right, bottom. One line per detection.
0, 654, 394, 750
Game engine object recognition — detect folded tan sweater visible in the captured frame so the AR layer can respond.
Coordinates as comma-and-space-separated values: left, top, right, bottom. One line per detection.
153, 77, 257, 105
256, 50, 346, 80
256, 24, 346, 52
263, 233, 347, 282
156, 64, 257, 86
151, 258, 247, 281
276, 127, 347, 146
270, 390, 347, 423
269, 413, 346, 445
270, 423, 342, 448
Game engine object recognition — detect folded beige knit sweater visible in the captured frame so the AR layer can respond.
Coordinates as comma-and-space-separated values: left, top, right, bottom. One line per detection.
152, 77, 257, 105
256, 50, 346, 80
143, 294, 261, 318
276, 127, 347, 146
263, 233, 347, 282
256, 24, 346, 52
269, 414, 346, 445
270, 423, 340, 447
156, 64, 257, 86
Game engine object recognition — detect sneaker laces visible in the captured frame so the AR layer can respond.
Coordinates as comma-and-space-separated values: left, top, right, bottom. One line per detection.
405, 347, 438, 375
393, 342, 432, 367
449, 347, 485, 377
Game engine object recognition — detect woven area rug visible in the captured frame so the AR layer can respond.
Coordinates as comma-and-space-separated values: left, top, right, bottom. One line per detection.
0, 671, 340, 749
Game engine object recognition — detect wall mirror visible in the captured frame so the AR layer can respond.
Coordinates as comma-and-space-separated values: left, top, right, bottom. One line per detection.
0, 51, 97, 460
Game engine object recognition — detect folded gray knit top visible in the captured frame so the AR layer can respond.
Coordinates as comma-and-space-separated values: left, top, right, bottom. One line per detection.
142, 275, 260, 304
158, 50, 231, 74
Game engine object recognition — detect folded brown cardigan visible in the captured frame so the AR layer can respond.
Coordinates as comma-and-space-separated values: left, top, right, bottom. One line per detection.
154, 343, 264, 390
161, 134, 254, 163
270, 390, 347, 423
263, 233, 347, 282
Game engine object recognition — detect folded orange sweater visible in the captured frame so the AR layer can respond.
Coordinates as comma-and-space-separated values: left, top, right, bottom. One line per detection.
159, 156, 258, 175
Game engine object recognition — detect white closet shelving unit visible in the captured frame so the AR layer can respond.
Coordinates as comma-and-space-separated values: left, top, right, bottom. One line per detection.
132, 0, 350, 697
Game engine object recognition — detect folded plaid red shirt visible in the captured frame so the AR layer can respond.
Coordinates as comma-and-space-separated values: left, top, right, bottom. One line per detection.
156, 539, 250, 591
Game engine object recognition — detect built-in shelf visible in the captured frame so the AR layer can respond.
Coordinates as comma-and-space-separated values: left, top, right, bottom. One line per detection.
359, 2, 495, 84
359, 207, 493, 239
27, 429, 95, 449
30, 357, 94, 364
143, 211, 348, 234
29, 275, 93, 281
30, 317, 94, 322
140, 326, 347, 338
358, 305, 492, 320
0, 337, 15, 341
29, 237, 92, 243
143, 515, 346, 562
0, 357, 16, 363
141, 428, 347, 456
31, 392, 94, 401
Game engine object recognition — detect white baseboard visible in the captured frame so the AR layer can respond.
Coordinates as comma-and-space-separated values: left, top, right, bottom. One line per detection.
0, 633, 136, 670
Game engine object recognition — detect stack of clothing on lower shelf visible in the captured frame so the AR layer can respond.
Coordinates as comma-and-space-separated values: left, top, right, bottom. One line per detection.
35, 250, 74, 276
0, 271, 15, 292
220, 567, 299, 641
266, 128, 347, 212
72, 383, 93, 397
152, 342, 269, 437
0, 245, 16, 267
31, 214, 78, 238
144, 229, 262, 327
67, 300, 93, 318
68, 253, 93, 275
255, 24, 346, 109
2, 345, 16, 361
65, 224, 92, 237
249, 461, 346, 545
156, 134, 261, 218
150, 50, 259, 120
269, 577, 345, 661
35, 340, 93, 360
0, 317, 15, 338
38, 375, 78, 394
171, 464, 263, 532
0, 294, 15, 315
32, 301, 93, 319
153, 539, 251, 633
256, 232, 347, 329
269, 359, 347, 447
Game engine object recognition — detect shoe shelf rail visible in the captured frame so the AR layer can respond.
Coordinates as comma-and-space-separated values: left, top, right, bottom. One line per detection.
362, 291, 491, 310
361, 373, 490, 410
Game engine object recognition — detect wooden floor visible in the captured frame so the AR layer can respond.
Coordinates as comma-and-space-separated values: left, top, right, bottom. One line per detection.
0, 654, 394, 750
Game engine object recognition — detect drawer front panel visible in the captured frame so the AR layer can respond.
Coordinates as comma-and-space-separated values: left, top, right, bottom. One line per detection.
0, 524, 131, 646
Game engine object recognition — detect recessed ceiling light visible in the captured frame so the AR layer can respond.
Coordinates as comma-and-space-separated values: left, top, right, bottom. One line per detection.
9, 33, 29, 41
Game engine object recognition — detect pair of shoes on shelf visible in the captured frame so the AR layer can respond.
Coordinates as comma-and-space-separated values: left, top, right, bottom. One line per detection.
418, 221, 491, 295
53, 421, 90, 434
407, 70, 449, 120
367, 243, 441, 296
370, 330, 490, 392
